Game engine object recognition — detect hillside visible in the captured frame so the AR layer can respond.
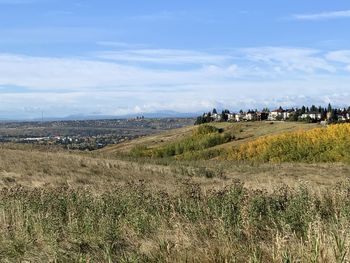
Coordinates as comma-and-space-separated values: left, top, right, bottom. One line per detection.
100, 121, 319, 159
1, 129, 350, 261
227, 123, 350, 162
1, 141, 350, 261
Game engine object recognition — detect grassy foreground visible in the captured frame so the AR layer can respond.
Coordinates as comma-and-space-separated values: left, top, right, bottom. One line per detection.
1, 181, 350, 262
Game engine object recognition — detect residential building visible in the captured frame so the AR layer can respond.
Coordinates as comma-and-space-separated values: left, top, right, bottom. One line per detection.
227, 113, 236, 121
268, 108, 284, 121
301, 111, 322, 121
244, 111, 257, 121
211, 113, 222, 121
235, 113, 244, 122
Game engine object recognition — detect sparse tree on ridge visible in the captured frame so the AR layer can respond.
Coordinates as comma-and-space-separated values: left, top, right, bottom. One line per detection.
328, 103, 332, 113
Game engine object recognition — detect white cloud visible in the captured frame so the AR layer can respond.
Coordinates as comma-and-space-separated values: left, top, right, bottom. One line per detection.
242, 47, 336, 73
326, 50, 350, 71
326, 50, 350, 63
293, 10, 350, 20
0, 47, 349, 118
0, 53, 241, 90
96, 49, 231, 65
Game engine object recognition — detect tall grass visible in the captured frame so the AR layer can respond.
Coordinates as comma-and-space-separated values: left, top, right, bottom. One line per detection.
130, 124, 234, 159
1, 181, 350, 262
227, 123, 350, 162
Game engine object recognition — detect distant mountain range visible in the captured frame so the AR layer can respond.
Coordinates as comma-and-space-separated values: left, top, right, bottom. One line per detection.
0, 110, 200, 122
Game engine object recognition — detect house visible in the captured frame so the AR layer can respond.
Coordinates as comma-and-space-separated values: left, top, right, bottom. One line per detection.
301, 111, 322, 121
283, 109, 295, 120
337, 113, 348, 122
244, 111, 257, 121
211, 113, 222, 122
227, 113, 236, 121
268, 108, 284, 121
235, 113, 244, 122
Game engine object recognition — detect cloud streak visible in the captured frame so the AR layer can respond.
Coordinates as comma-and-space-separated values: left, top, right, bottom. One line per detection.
293, 10, 350, 20
96, 49, 232, 65
242, 47, 336, 73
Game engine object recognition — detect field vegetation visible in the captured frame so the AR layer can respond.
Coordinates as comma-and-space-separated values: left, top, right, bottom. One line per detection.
227, 123, 350, 163
1, 180, 350, 262
129, 124, 235, 159
1, 122, 350, 262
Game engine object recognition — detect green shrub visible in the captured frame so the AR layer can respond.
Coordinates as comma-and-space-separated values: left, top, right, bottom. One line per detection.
130, 124, 235, 159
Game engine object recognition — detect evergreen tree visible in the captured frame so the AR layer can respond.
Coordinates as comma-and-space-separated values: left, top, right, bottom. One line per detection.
221, 110, 228, 121
212, 108, 217, 114
327, 103, 332, 113
195, 116, 204, 125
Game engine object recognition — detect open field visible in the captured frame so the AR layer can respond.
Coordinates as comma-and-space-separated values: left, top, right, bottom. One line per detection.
1, 143, 349, 192
1, 121, 350, 262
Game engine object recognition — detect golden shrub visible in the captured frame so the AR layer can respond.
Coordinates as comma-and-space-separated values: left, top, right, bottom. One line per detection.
227, 124, 350, 163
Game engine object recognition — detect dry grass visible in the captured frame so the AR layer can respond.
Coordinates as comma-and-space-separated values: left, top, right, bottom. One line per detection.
0, 143, 349, 193
101, 122, 318, 156
0, 121, 349, 262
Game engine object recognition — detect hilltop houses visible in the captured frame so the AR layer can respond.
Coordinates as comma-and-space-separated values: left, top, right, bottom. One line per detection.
265, 108, 295, 121
195, 104, 350, 125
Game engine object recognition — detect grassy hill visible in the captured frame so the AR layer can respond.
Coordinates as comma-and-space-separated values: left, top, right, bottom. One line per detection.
103, 121, 350, 163
101, 121, 318, 160
1, 122, 350, 262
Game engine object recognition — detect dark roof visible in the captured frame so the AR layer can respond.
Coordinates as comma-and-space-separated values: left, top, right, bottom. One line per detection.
272, 109, 285, 113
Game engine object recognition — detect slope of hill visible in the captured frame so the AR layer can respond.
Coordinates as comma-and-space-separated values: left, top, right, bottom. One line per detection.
227, 123, 350, 162
1, 143, 350, 262
100, 122, 317, 160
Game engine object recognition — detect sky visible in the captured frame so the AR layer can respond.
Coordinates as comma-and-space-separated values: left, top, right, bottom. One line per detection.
0, 0, 350, 119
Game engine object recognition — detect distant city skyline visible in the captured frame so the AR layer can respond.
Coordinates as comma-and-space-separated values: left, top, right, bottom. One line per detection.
0, 1, 349, 119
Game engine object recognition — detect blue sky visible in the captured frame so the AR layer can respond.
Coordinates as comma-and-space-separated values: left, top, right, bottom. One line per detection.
0, 0, 350, 118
